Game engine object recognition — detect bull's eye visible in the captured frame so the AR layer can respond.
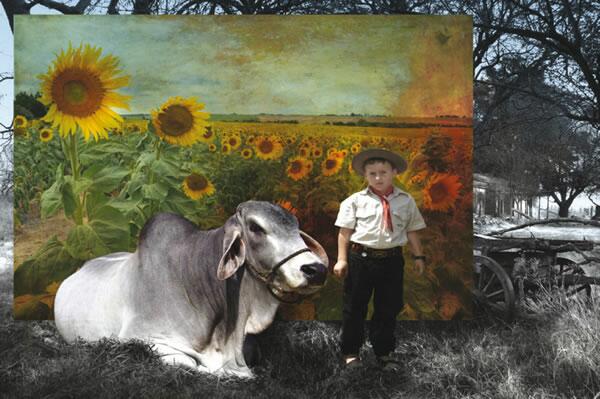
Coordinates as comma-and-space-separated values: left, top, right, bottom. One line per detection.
249, 221, 266, 235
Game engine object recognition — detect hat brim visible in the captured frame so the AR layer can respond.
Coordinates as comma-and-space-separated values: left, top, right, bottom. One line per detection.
352, 149, 407, 176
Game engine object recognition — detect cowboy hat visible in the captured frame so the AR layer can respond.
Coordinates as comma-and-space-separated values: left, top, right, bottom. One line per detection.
351, 148, 407, 176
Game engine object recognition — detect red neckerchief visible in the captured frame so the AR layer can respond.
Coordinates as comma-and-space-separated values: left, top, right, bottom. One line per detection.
369, 186, 394, 233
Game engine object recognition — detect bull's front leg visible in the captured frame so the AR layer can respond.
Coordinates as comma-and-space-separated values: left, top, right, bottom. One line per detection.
149, 338, 211, 374
216, 329, 254, 378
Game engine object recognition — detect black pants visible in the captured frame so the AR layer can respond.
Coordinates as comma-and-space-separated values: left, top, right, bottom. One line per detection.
340, 251, 404, 358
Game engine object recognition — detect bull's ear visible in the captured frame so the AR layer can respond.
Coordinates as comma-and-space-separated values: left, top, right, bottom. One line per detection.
299, 230, 329, 267
217, 230, 246, 280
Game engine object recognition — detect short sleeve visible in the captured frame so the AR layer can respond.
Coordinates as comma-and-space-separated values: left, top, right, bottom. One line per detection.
406, 197, 426, 232
335, 196, 356, 229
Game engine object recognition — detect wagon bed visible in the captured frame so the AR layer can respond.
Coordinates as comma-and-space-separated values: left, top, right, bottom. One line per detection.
473, 218, 600, 320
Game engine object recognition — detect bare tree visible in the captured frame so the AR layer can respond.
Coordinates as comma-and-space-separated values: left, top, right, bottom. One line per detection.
476, 0, 600, 127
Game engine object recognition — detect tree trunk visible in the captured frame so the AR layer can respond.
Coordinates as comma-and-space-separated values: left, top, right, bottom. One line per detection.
558, 203, 570, 217
593, 205, 600, 220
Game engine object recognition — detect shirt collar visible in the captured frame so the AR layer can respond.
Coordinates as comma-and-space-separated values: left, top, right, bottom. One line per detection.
359, 185, 408, 199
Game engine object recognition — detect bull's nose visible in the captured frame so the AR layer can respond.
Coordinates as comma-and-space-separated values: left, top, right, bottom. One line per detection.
300, 263, 327, 285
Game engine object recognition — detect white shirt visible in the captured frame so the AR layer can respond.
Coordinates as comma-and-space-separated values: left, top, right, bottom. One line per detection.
334, 186, 426, 249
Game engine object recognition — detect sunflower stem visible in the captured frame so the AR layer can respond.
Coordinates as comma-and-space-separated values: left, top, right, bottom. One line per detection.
67, 133, 84, 225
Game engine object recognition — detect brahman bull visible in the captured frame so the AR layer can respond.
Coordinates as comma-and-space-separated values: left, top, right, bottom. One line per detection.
54, 201, 328, 378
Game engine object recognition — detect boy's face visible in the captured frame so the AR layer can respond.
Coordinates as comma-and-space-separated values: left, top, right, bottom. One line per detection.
364, 161, 397, 192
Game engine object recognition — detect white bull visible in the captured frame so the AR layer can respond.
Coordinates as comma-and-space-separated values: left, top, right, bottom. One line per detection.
55, 201, 329, 378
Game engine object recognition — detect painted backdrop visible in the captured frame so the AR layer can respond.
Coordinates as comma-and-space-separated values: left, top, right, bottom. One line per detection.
13, 15, 473, 320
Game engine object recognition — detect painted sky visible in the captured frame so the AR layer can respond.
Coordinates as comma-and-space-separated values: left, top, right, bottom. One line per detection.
14, 15, 472, 117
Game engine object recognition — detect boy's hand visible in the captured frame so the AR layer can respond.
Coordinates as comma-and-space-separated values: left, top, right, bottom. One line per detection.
333, 260, 348, 279
413, 259, 425, 276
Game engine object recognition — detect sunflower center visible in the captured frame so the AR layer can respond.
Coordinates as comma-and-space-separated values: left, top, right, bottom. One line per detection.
52, 68, 105, 117
259, 140, 274, 154
429, 182, 448, 203
158, 105, 194, 137
188, 174, 208, 191
290, 161, 302, 173
229, 137, 238, 146
325, 159, 337, 169
203, 129, 213, 139
42, 131, 50, 138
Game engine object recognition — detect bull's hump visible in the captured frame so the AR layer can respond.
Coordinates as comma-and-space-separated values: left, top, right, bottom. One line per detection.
139, 213, 197, 246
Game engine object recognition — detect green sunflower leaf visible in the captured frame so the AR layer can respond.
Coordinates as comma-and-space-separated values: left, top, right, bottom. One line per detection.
154, 158, 182, 178
89, 205, 130, 252
61, 178, 78, 219
40, 179, 64, 219
79, 141, 135, 165
141, 183, 169, 201
84, 165, 129, 194
65, 224, 110, 260
14, 236, 80, 296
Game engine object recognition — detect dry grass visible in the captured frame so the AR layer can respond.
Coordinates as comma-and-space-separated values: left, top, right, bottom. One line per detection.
1, 256, 599, 398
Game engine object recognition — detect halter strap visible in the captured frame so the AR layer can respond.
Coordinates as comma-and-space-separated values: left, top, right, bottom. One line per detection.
245, 247, 313, 303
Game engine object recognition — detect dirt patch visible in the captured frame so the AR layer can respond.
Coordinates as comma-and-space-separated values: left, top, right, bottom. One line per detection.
14, 214, 75, 269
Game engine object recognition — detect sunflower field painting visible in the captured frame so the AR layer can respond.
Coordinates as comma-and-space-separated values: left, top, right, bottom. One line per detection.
13, 15, 473, 320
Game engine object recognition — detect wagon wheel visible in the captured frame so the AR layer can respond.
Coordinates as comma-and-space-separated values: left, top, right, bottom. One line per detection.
553, 258, 592, 298
473, 255, 516, 321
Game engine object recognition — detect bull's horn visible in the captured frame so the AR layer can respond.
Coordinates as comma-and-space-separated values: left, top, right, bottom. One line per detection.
299, 231, 329, 267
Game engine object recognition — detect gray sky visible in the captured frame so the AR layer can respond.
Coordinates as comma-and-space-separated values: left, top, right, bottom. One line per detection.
13, 15, 472, 117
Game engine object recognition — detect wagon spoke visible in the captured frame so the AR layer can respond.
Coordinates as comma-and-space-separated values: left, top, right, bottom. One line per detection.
485, 289, 505, 299
483, 273, 497, 292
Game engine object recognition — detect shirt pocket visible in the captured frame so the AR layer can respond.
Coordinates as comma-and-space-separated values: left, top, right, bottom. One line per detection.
355, 202, 377, 225
391, 203, 409, 230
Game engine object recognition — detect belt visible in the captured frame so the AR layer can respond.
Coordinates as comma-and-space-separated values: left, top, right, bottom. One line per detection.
350, 242, 402, 259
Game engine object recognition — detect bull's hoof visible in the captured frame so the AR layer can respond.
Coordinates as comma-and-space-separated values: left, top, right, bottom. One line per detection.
220, 366, 255, 379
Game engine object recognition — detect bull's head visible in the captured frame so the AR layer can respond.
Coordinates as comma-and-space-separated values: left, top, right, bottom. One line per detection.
216, 201, 328, 302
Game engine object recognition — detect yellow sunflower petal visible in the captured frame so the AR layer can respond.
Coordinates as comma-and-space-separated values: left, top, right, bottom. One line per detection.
37, 43, 130, 141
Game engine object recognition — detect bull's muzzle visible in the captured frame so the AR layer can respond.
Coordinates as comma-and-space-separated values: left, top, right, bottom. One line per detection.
300, 262, 328, 286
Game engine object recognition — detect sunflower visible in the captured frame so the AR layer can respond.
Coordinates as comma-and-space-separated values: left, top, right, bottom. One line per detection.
255, 135, 283, 160
287, 156, 312, 181
241, 148, 253, 159
327, 148, 338, 156
151, 96, 210, 146
38, 43, 131, 141
225, 134, 242, 150
13, 115, 28, 136
246, 135, 256, 145
311, 147, 323, 158
14, 115, 28, 128
410, 170, 429, 185
322, 156, 342, 176
182, 173, 215, 200
285, 136, 295, 145
208, 143, 217, 152
276, 200, 298, 216
351, 143, 361, 154
423, 173, 462, 212
221, 143, 232, 154
298, 147, 309, 157
39, 128, 54, 142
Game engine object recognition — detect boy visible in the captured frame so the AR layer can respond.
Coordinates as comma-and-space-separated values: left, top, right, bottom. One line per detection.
333, 148, 426, 371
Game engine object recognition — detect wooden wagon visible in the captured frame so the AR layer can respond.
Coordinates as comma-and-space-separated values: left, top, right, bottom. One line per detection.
473, 219, 600, 320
